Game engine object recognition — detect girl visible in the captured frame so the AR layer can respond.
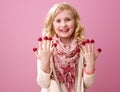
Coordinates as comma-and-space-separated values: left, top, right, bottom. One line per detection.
33, 2, 102, 92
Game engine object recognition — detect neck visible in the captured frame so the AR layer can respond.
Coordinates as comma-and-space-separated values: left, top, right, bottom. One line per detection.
60, 37, 73, 46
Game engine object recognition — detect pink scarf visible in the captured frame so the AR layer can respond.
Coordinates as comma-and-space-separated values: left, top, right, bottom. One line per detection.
52, 36, 80, 92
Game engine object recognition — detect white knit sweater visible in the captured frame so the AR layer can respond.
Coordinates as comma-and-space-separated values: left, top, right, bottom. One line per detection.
36, 52, 95, 92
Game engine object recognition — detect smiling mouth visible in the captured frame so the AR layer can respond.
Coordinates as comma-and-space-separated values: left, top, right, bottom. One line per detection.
60, 28, 69, 32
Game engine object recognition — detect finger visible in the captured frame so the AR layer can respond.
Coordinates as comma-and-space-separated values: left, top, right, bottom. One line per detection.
76, 48, 81, 53
43, 36, 48, 50
90, 39, 95, 53
97, 48, 102, 55
47, 37, 52, 51
50, 43, 57, 52
97, 48, 102, 53
86, 39, 91, 52
80, 48, 84, 55
81, 41, 87, 53
33, 47, 38, 57
38, 37, 42, 49
95, 48, 102, 59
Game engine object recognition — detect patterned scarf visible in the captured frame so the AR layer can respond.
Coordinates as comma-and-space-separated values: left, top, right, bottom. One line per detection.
52, 36, 80, 92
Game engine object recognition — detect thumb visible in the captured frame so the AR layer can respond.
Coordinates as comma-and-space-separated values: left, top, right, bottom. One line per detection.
50, 43, 57, 53
33, 47, 38, 58
95, 48, 102, 59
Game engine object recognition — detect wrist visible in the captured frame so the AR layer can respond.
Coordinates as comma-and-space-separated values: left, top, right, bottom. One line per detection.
41, 62, 50, 73
84, 63, 95, 75
41, 66, 50, 73
87, 62, 95, 66
84, 68, 95, 75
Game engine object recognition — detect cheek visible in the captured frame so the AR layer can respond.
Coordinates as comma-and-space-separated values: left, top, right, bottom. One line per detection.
53, 25, 58, 34
53, 23, 59, 30
69, 20, 75, 26
70, 22, 75, 30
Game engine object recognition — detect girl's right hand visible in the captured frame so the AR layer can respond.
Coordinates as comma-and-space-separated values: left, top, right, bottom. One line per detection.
33, 36, 57, 73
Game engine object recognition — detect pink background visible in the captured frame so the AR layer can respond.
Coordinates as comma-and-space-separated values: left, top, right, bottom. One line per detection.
0, 0, 120, 92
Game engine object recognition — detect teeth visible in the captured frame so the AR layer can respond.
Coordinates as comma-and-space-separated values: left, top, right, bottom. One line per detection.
60, 29, 69, 32
62, 29, 67, 32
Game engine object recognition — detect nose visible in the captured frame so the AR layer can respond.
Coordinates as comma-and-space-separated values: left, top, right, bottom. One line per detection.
61, 21, 66, 27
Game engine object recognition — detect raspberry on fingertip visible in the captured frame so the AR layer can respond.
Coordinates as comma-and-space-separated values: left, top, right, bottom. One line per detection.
76, 48, 81, 53
38, 37, 42, 41
97, 48, 102, 53
82, 41, 86, 45
44, 36, 48, 40
48, 37, 52, 41
86, 39, 90, 43
91, 39, 95, 43
52, 43, 57, 47
33, 48, 37, 52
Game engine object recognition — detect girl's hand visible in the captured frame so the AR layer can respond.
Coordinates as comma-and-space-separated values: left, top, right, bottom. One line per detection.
81, 39, 102, 73
33, 36, 57, 73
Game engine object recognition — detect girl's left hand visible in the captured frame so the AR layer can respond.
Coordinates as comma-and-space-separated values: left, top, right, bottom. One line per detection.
81, 39, 102, 65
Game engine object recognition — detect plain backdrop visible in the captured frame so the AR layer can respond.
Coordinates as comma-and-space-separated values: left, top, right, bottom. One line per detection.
0, 0, 120, 92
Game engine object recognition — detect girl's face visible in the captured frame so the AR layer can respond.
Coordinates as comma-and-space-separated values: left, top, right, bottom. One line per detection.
53, 9, 75, 40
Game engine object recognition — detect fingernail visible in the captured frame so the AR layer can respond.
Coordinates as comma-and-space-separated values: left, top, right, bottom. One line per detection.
53, 43, 57, 47
38, 37, 42, 41
48, 37, 52, 41
33, 48, 37, 52
82, 41, 86, 45
86, 39, 90, 43
97, 48, 102, 53
91, 39, 95, 43
44, 36, 48, 40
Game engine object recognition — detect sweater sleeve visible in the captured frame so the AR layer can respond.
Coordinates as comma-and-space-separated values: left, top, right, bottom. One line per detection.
36, 59, 51, 88
83, 72, 95, 88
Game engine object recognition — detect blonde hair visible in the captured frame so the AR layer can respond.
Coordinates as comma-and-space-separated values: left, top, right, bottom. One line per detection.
43, 2, 85, 42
